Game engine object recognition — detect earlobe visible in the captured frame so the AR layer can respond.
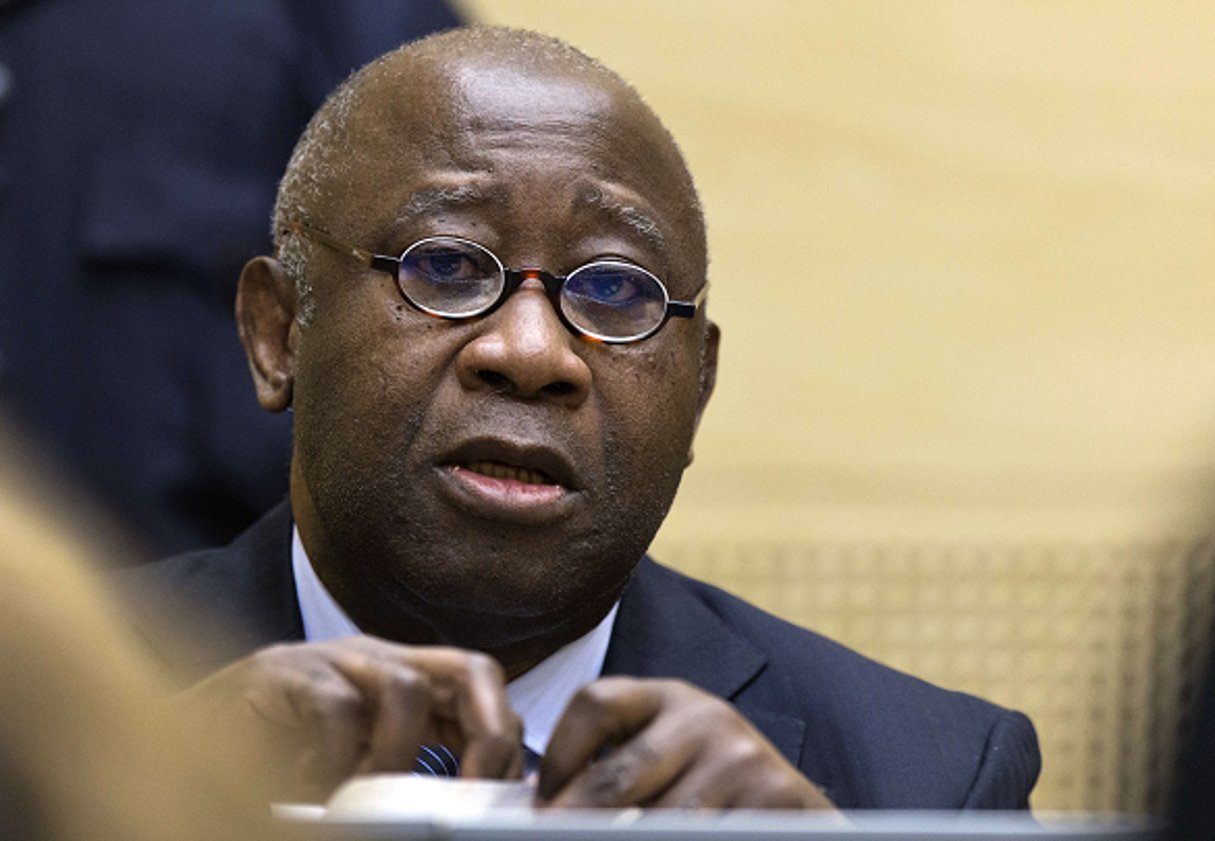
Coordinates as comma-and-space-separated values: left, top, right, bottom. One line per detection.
687, 320, 720, 467
235, 256, 298, 413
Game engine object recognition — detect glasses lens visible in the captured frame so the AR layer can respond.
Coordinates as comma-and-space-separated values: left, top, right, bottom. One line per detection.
398, 238, 503, 317
561, 262, 668, 341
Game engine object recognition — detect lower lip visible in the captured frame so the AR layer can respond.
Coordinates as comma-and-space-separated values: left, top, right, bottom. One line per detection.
442, 465, 569, 514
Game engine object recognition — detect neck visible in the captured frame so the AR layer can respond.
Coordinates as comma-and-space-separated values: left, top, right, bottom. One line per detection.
291, 466, 622, 679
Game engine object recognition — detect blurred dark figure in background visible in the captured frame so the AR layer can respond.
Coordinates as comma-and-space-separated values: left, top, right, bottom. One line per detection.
0, 0, 460, 557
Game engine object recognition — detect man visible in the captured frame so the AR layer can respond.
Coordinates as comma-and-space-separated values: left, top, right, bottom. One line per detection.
125, 27, 1040, 810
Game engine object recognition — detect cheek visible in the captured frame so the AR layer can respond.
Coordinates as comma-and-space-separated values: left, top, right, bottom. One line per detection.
292, 313, 448, 479
597, 344, 701, 513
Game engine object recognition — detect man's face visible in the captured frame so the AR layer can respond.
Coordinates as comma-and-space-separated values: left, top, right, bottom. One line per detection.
284, 54, 716, 667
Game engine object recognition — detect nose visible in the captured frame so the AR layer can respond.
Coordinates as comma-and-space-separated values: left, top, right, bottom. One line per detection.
454, 280, 592, 407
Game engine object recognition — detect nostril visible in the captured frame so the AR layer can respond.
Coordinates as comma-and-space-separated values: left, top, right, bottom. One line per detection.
541, 381, 576, 397
476, 369, 510, 388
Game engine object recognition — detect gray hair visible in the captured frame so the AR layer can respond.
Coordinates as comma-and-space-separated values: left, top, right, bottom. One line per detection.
271, 66, 366, 326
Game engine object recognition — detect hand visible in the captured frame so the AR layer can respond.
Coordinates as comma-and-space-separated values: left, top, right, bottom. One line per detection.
537, 677, 835, 810
177, 636, 523, 799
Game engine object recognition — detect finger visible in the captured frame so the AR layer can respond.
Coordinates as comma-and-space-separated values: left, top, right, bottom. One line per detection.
539, 677, 673, 804
645, 720, 836, 811
344, 639, 522, 779
273, 659, 368, 793
546, 732, 695, 809
386, 645, 521, 779
183, 645, 371, 798
647, 740, 783, 810
733, 771, 836, 810
646, 757, 734, 810
334, 653, 434, 774
417, 648, 523, 779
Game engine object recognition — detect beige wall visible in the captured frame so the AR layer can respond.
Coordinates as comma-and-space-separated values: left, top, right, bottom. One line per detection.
458, 0, 1215, 812
459, 0, 1215, 544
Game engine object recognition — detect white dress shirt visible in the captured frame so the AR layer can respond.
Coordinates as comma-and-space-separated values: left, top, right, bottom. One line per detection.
291, 527, 618, 756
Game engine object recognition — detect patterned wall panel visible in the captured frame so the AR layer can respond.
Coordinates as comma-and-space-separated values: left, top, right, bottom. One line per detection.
660, 539, 1215, 814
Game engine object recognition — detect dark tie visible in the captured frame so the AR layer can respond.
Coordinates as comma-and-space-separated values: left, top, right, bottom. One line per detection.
413, 744, 459, 776
523, 745, 542, 775
411, 745, 542, 777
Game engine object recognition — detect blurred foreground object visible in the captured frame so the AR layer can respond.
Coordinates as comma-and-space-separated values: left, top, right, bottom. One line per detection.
0, 418, 278, 841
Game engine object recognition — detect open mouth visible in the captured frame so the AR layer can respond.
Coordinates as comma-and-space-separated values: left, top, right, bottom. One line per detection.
462, 460, 555, 486
437, 439, 579, 521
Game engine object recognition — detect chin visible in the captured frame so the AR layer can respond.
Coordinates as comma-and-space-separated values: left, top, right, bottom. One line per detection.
356, 565, 629, 663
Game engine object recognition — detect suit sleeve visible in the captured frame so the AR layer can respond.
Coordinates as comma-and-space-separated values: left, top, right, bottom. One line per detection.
961, 711, 1042, 809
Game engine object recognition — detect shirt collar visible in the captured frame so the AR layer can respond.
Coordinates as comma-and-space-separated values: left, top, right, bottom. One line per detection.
291, 526, 618, 755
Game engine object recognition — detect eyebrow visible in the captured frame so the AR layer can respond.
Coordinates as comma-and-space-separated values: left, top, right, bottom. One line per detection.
396, 182, 507, 223
394, 181, 670, 259
574, 185, 669, 259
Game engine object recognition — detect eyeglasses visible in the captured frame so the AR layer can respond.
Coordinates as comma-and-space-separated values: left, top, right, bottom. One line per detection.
284, 221, 707, 344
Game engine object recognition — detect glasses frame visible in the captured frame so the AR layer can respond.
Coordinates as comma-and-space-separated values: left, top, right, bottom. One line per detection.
284, 220, 708, 344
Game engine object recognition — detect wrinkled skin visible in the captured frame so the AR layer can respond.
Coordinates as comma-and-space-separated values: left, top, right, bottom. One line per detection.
226, 36, 833, 811
250, 52, 713, 671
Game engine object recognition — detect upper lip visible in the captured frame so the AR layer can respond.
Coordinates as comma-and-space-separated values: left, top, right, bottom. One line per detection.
439, 437, 581, 491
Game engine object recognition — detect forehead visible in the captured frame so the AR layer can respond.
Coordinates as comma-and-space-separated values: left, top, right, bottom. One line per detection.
326, 53, 702, 277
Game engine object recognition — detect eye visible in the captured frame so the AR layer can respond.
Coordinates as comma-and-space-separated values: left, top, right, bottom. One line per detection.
411, 247, 483, 282
397, 237, 504, 317
567, 264, 662, 309
583, 271, 640, 303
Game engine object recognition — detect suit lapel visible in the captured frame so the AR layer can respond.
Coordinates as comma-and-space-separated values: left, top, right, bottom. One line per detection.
134, 498, 303, 679
602, 558, 808, 773
228, 498, 303, 646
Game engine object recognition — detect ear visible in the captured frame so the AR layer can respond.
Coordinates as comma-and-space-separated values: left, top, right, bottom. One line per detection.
235, 256, 299, 413
687, 319, 720, 466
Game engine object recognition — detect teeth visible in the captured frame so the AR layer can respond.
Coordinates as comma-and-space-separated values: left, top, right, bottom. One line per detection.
466, 460, 553, 485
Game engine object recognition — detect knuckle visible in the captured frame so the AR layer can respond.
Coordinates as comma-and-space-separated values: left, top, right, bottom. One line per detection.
581, 753, 641, 804
382, 666, 429, 700
624, 735, 662, 768
654, 678, 728, 716
566, 684, 613, 723
309, 682, 362, 719
728, 733, 766, 761
721, 737, 770, 776
257, 641, 291, 658
679, 692, 737, 731
250, 642, 294, 670
655, 677, 700, 701
760, 774, 810, 808
483, 729, 521, 760
693, 693, 732, 719
463, 651, 506, 685
347, 634, 390, 652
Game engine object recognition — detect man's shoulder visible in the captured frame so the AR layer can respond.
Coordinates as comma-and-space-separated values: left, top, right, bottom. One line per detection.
121, 499, 291, 600
628, 559, 1040, 809
115, 500, 300, 677
638, 558, 982, 694
625, 558, 930, 688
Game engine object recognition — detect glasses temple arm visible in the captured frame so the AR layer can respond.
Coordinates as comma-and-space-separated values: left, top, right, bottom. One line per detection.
286, 221, 377, 267
668, 281, 710, 319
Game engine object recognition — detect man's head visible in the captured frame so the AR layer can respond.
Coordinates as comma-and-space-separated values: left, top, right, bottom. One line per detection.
236, 27, 719, 675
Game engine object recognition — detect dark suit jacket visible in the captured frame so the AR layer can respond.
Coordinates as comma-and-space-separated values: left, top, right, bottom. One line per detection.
0, 0, 460, 555
122, 501, 1041, 810
1168, 621, 1215, 840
